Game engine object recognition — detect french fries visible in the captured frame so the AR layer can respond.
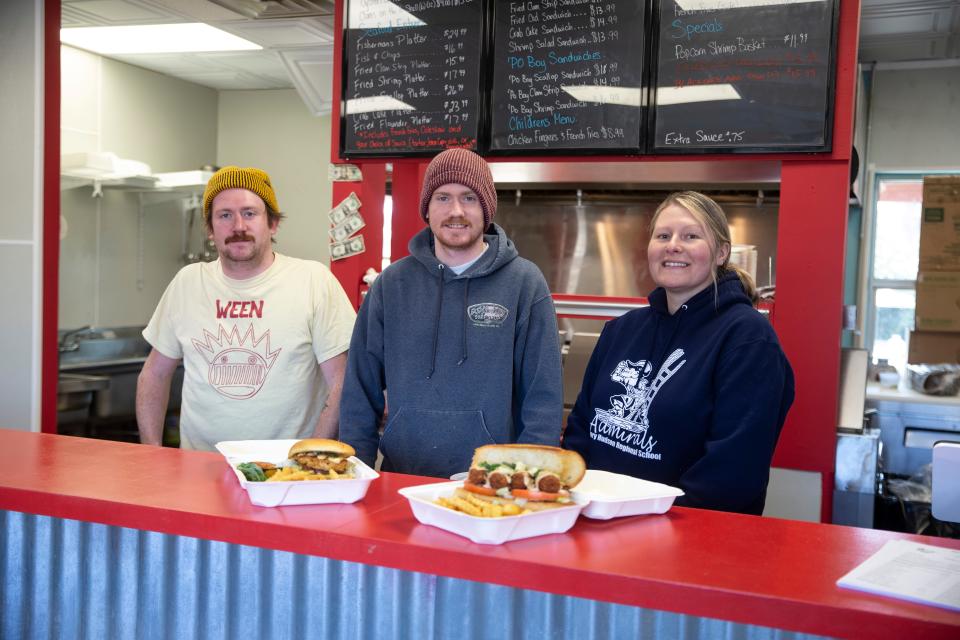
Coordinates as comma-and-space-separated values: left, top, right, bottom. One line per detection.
264, 466, 350, 482
434, 492, 528, 518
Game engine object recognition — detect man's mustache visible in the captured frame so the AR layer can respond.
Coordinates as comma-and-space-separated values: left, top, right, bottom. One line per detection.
225, 233, 255, 244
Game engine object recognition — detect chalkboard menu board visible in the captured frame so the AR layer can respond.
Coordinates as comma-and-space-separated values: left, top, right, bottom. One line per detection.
652, 0, 838, 153
488, 0, 646, 154
341, 0, 485, 157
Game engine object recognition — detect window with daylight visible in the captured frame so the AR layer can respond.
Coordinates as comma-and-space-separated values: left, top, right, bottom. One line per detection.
866, 176, 923, 371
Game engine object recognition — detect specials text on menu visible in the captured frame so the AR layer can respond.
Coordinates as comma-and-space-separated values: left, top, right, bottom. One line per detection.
652, 0, 839, 153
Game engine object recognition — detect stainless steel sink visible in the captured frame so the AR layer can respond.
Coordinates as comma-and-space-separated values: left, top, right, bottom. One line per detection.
57, 326, 183, 422
58, 326, 151, 370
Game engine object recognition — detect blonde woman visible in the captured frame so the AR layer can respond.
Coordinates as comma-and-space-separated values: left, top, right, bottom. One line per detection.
563, 192, 794, 515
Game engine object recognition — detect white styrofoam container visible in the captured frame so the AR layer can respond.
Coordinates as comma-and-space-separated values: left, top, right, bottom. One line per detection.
398, 481, 585, 545
572, 470, 684, 520
215, 439, 379, 508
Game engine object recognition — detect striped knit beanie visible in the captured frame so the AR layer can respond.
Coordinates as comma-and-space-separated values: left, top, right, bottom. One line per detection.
419, 148, 497, 227
202, 166, 279, 221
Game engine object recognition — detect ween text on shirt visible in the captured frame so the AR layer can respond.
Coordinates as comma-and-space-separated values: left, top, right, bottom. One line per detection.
216, 299, 264, 319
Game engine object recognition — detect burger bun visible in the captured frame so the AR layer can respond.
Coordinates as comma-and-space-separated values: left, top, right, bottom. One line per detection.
288, 438, 355, 458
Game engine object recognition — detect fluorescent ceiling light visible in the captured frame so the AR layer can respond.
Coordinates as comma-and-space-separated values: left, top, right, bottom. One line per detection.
60, 24, 261, 54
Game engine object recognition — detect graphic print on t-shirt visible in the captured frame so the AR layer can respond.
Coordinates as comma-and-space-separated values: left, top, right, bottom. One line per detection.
589, 349, 686, 460
192, 324, 281, 399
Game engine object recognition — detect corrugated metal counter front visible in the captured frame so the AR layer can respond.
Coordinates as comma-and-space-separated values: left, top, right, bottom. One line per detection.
1, 430, 957, 639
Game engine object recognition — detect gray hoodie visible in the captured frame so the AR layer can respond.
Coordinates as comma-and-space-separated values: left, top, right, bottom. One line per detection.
340, 224, 563, 478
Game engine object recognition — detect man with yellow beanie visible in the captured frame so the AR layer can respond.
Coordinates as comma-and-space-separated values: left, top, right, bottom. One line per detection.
340, 148, 563, 478
136, 166, 356, 451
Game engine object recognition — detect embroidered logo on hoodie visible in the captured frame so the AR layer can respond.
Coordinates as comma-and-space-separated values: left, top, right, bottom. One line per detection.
589, 349, 686, 460
467, 303, 509, 328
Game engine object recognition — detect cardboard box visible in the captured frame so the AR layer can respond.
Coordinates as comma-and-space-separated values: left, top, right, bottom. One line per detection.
919, 176, 960, 271
908, 330, 960, 364
915, 271, 960, 332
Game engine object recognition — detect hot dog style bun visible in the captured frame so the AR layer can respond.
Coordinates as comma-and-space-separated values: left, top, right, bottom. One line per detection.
462, 444, 586, 511
288, 439, 356, 476
471, 444, 586, 487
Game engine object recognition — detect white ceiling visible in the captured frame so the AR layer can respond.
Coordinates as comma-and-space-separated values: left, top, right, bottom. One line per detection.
61, 0, 337, 113
860, 0, 960, 64
60, 0, 960, 107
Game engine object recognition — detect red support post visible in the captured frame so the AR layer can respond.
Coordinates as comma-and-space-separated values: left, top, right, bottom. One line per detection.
390, 162, 428, 262
42, 0, 61, 434
774, 160, 851, 522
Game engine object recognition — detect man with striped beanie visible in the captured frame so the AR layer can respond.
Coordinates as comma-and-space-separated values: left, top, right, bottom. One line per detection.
340, 148, 563, 478
137, 166, 356, 451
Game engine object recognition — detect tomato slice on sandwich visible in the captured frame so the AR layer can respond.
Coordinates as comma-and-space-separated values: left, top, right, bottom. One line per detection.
462, 483, 497, 496
511, 488, 569, 502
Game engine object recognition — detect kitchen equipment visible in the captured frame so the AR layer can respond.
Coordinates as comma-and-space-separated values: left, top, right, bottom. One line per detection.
57, 373, 110, 426
932, 442, 960, 523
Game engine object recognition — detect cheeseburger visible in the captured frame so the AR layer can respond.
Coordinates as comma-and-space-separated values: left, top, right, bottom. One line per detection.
460, 444, 585, 511
288, 438, 356, 477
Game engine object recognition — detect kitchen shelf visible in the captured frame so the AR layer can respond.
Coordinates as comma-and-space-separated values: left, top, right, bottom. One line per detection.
60, 169, 212, 202
60, 173, 159, 192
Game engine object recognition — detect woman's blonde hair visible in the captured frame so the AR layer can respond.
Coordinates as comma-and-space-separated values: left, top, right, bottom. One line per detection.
650, 191, 759, 305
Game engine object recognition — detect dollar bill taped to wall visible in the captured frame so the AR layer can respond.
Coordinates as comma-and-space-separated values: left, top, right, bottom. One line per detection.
341, 192, 361, 212
328, 164, 363, 182
329, 192, 361, 227
330, 210, 365, 242
330, 234, 365, 261
329, 203, 349, 226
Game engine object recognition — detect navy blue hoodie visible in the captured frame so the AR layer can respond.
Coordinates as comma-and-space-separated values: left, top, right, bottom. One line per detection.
340, 224, 563, 478
564, 271, 794, 514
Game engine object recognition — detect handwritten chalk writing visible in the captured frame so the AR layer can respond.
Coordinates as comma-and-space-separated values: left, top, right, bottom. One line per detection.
675, 44, 706, 60
696, 129, 745, 143
664, 131, 690, 145
510, 114, 551, 130
549, 50, 602, 64
670, 18, 724, 41
655, 0, 834, 150
491, 0, 642, 151
343, 0, 481, 155
784, 32, 808, 48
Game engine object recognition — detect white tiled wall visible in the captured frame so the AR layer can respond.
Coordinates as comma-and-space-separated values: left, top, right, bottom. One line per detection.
0, 0, 43, 432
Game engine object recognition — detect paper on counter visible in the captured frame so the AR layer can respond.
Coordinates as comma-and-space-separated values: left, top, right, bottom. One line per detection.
836, 539, 960, 612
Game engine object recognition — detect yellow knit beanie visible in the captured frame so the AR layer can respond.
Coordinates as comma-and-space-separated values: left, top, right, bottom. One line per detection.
202, 166, 279, 221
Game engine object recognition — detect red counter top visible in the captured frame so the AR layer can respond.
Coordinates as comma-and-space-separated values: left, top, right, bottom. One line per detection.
1, 429, 957, 638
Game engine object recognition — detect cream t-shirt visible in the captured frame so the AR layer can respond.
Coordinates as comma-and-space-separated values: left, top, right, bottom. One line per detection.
143, 253, 356, 451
